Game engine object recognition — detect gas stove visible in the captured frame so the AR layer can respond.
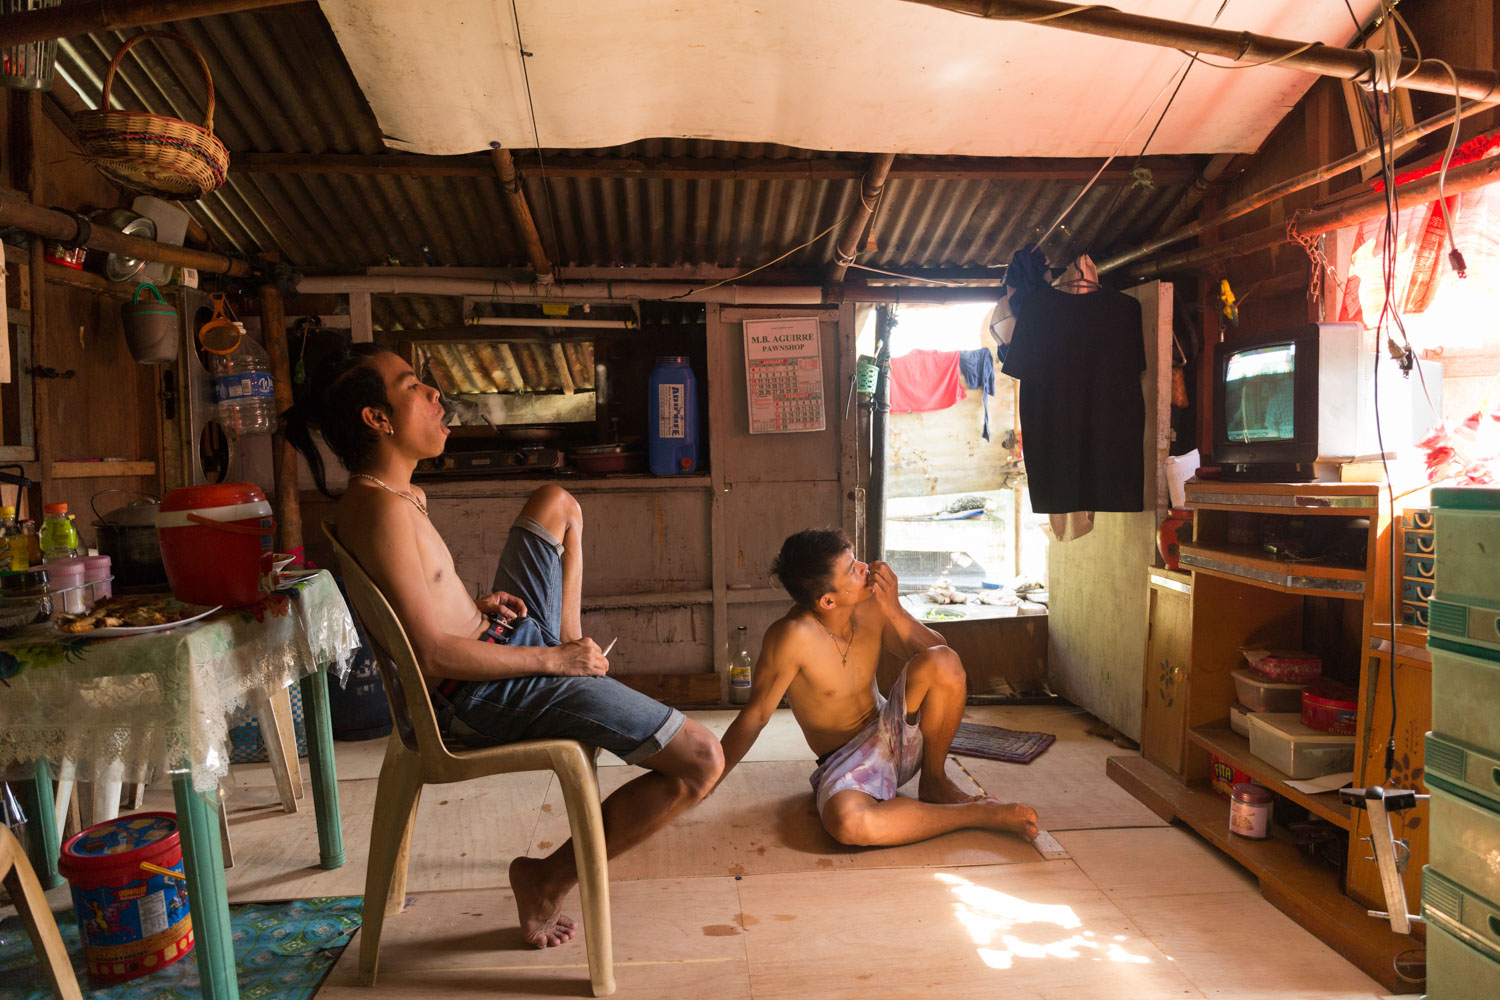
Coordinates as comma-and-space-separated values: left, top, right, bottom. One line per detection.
416, 445, 565, 477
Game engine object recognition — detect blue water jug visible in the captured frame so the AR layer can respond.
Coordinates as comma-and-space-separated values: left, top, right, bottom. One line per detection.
648, 355, 698, 475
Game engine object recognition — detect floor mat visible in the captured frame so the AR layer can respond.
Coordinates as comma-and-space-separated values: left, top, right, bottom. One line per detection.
0, 895, 362, 1000
949, 721, 1056, 764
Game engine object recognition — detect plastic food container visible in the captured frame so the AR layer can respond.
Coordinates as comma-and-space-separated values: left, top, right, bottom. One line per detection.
1241, 648, 1322, 683
1228, 701, 1251, 737
156, 482, 274, 607
1228, 782, 1272, 839
1231, 668, 1309, 713
1301, 681, 1358, 735
43, 556, 91, 615
1430, 643, 1500, 752
58, 812, 194, 983
1247, 712, 1356, 779
82, 554, 113, 602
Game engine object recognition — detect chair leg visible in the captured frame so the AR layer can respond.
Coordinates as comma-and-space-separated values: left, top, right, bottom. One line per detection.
551, 743, 615, 997
359, 737, 423, 987
1, 828, 83, 1000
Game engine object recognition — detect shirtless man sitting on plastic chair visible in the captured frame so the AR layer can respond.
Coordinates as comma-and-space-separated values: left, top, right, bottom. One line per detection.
715, 528, 1037, 848
283, 344, 723, 948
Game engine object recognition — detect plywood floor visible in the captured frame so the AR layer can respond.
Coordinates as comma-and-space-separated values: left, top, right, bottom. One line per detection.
15, 705, 1396, 999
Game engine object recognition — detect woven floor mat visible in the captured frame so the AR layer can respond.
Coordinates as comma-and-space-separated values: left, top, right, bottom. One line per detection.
948, 721, 1056, 764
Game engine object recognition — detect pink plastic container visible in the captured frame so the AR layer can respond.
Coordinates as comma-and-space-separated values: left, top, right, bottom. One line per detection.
83, 554, 112, 602
43, 556, 90, 614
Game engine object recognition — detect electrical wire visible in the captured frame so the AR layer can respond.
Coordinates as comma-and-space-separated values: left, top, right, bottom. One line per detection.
507, 0, 566, 278
664, 214, 853, 300
1426, 58, 1467, 273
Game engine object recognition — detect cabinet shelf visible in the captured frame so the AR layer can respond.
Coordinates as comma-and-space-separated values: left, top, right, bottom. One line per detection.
1107, 755, 1419, 995
1177, 542, 1366, 598
1188, 723, 1353, 829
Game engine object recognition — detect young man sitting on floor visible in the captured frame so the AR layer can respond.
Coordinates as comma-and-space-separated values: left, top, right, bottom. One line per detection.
284, 344, 723, 949
715, 528, 1038, 847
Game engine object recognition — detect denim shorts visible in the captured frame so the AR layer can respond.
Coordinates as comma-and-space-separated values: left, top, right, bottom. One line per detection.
441, 515, 686, 765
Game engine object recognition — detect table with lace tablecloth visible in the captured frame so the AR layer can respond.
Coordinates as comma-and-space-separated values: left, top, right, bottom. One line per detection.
0, 569, 359, 1000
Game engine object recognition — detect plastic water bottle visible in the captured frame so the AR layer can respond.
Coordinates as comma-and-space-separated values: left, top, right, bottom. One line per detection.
728, 626, 753, 705
39, 503, 80, 562
647, 355, 698, 475
212, 324, 276, 437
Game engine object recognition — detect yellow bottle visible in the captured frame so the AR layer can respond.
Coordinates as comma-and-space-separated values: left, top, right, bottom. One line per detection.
0, 505, 26, 572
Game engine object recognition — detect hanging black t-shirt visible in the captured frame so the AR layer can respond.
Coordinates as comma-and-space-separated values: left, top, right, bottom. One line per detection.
1001, 285, 1145, 514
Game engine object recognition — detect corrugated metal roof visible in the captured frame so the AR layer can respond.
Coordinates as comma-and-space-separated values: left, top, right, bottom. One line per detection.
49, 3, 1200, 324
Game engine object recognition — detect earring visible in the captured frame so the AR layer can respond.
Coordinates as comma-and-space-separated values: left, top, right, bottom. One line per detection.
386, 428, 394, 436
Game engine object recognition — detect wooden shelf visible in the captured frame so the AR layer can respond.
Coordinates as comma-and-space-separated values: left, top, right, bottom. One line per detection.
1177, 542, 1366, 598
416, 474, 712, 498
1108, 755, 1423, 995
583, 589, 711, 610
48, 460, 156, 479
1185, 481, 1380, 515
1188, 722, 1353, 829
1369, 621, 1432, 655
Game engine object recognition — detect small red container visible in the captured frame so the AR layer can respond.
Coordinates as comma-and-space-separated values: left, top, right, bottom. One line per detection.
1209, 753, 1254, 799
157, 482, 274, 607
1242, 648, 1323, 684
1302, 682, 1359, 735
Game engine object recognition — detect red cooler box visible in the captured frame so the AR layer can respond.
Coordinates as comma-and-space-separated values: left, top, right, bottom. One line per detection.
156, 483, 274, 607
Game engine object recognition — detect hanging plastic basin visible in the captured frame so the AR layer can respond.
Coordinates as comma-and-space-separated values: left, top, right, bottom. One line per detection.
156, 482, 274, 607
58, 812, 194, 983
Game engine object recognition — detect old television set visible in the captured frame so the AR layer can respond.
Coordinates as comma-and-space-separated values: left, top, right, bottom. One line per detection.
1213, 322, 1441, 482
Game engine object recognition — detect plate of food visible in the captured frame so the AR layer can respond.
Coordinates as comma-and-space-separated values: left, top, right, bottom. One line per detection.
56, 596, 222, 636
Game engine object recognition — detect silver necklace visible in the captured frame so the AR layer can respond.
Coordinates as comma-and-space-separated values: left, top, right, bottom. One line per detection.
351, 473, 428, 517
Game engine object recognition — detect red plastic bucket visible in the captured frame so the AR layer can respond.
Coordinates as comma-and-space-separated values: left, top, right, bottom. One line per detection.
157, 482, 274, 607
58, 812, 194, 983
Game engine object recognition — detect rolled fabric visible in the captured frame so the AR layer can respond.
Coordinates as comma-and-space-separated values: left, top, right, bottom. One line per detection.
475, 343, 511, 392
550, 343, 576, 394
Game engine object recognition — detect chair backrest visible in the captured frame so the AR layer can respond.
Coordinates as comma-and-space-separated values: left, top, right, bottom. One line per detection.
322, 517, 447, 757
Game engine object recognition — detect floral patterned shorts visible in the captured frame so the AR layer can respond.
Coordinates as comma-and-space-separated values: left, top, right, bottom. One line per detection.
808, 668, 924, 817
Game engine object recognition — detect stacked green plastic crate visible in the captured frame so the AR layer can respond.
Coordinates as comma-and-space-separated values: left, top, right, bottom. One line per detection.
1423, 488, 1500, 998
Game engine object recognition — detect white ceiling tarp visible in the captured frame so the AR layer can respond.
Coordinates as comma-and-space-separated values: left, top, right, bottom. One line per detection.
319, 0, 1378, 157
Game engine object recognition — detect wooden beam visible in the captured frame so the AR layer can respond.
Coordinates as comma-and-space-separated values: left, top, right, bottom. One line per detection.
231, 151, 1201, 184
489, 146, 553, 282
897, 0, 1500, 101
0, 0, 302, 46
260, 283, 302, 559
0, 194, 252, 277
829, 154, 895, 283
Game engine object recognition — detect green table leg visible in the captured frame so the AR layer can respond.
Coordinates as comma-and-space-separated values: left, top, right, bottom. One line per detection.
173, 778, 239, 1000
24, 759, 62, 889
300, 670, 345, 869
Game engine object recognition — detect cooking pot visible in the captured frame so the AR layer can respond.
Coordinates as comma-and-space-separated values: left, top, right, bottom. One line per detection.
91, 489, 167, 588
569, 443, 645, 474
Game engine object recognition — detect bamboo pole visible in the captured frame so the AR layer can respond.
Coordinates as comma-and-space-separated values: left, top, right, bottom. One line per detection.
489, 146, 553, 282
828, 154, 896, 283
0, 194, 251, 277
1099, 100, 1500, 275
897, 0, 1500, 101
0, 0, 301, 47
258, 283, 301, 557
1124, 152, 1500, 279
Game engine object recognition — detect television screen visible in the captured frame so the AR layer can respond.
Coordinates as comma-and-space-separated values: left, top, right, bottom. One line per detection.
1225, 343, 1296, 444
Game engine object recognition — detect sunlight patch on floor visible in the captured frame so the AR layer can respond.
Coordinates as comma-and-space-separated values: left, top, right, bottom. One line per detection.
937, 871, 1154, 971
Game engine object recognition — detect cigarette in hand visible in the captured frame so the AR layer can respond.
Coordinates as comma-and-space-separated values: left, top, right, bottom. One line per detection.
602, 637, 617, 658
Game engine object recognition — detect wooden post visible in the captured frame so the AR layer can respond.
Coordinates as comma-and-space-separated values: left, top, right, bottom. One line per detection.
259, 283, 301, 555
20, 92, 51, 503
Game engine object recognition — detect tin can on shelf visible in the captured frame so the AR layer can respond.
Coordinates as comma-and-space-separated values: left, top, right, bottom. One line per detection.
1229, 782, 1273, 839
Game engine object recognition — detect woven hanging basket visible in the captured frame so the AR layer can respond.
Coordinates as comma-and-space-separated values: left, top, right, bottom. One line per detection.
73, 31, 230, 201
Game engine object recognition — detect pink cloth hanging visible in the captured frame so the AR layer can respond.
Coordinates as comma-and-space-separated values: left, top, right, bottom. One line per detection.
888, 349, 967, 412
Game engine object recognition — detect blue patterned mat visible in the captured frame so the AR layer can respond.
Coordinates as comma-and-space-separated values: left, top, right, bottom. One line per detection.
0, 896, 362, 1000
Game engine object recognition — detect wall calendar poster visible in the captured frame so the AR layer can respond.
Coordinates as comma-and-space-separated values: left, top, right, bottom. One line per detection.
744, 317, 826, 434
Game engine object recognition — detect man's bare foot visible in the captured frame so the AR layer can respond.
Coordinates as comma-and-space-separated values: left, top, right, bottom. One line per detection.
919, 772, 986, 805
508, 856, 577, 948
982, 801, 1040, 841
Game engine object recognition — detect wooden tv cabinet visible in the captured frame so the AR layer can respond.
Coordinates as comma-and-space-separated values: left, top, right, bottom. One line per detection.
1115, 479, 1428, 994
